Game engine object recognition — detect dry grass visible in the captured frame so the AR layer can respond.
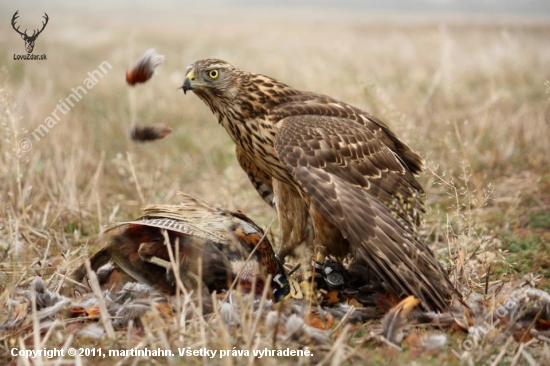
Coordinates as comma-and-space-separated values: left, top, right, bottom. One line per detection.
1, 1, 550, 365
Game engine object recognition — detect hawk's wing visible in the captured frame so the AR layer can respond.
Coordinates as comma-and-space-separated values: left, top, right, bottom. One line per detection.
236, 146, 275, 207
274, 115, 455, 311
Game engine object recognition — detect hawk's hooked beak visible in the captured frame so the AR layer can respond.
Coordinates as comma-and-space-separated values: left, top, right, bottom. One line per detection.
182, 70, 196, 95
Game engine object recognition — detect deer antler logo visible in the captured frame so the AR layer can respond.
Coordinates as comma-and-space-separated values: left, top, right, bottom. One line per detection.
12, 10, 49, 54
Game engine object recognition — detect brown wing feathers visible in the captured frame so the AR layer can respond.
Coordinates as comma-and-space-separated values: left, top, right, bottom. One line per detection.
275, 115, 423, 227
271, 97, 423, 174
274, 115, 454, 310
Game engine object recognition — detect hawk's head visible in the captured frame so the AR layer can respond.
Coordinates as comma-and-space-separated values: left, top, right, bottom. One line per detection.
181, 59, 243, 114
182, 59, 297, 120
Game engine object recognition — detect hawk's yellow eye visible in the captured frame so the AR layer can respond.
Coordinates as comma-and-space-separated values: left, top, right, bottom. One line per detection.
208, 70, 219, 79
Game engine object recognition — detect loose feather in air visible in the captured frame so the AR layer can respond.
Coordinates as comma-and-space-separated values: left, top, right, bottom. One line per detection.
129, 123, 172, 142
126, 48, 165, 86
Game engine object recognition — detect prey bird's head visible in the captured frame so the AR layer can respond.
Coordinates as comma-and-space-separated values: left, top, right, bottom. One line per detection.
181, 59, 244, 113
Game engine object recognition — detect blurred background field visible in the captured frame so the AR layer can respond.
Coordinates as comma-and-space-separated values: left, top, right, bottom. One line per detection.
1, 0, 549, 364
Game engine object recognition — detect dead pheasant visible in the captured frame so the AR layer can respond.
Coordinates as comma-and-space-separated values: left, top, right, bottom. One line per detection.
70, 193, 289, 301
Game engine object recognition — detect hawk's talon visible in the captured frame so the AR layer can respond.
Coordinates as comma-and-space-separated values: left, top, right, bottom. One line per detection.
324, 271, 344, 289
310, 259, 345, 290
312, 260, 325, 271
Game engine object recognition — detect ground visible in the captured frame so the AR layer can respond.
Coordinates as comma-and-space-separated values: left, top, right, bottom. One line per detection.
0, 2, 549, 365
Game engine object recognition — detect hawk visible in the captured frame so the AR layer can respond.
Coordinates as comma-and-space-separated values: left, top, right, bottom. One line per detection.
181, 59, 458, 311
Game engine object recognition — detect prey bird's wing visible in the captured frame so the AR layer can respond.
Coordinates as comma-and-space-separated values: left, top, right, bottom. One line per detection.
274, 115, 455, 311
104, 193, 250, 245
